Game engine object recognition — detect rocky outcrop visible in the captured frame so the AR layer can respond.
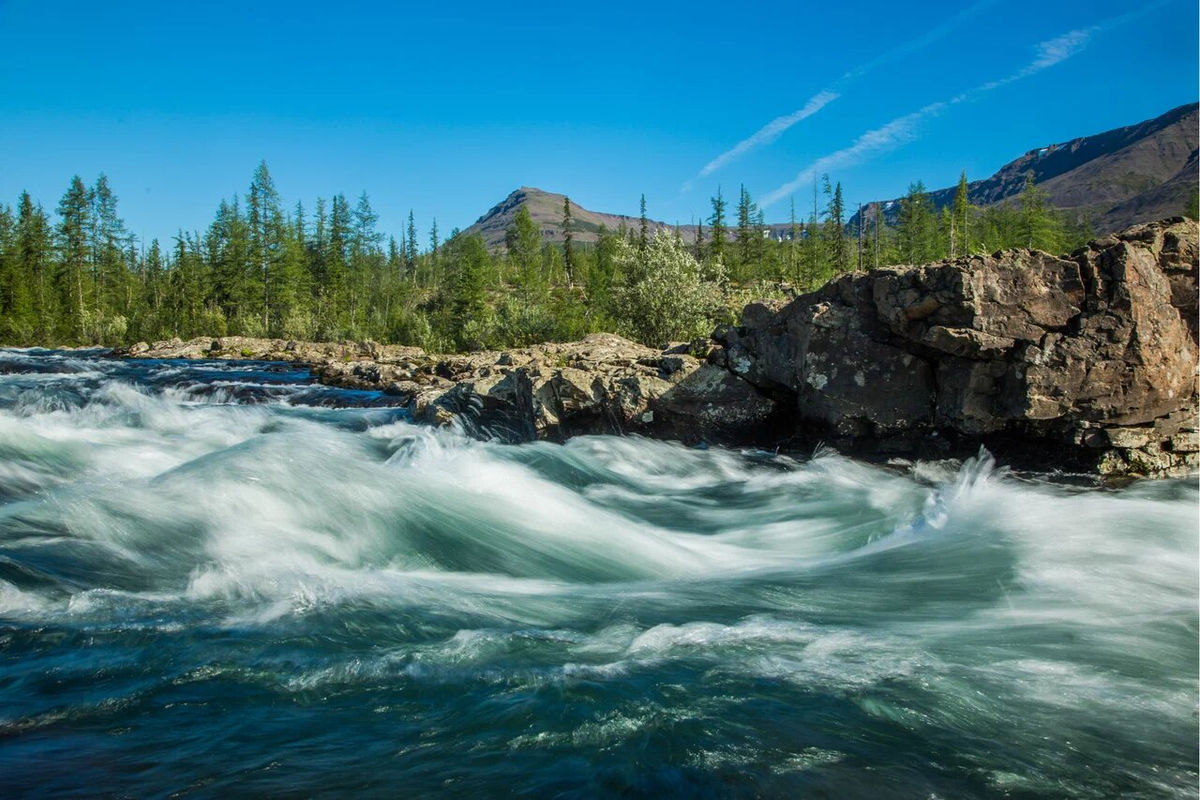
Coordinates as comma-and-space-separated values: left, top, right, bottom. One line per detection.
120, 219, 1198, 478
119, 332, 778, 445
120, 335, 423, 365
713, 218, 1198, 477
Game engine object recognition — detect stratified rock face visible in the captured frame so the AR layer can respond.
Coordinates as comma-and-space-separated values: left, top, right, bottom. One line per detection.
719, 218, 1199, 476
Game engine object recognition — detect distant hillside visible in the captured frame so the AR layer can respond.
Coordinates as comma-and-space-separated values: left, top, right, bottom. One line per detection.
462, 187, 677, 250
850, 102, 1199, 234
463, 186, 796, 250
466, 104, 1198, 251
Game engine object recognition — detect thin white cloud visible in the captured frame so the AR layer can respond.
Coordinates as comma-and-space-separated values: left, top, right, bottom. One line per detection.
759, 19, 1121, 209
760, 103, 946, 208
682, 0, 1001, 192
685, 91, 838, 191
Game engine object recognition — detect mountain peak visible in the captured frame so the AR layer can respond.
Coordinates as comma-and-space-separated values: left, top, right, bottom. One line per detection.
464, 187, 672, 249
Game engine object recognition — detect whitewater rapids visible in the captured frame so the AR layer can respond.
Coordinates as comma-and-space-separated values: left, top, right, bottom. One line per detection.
0, 349, 1195, 797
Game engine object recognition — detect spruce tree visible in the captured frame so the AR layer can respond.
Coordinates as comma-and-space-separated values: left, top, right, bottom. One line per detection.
638, 194, 649, 256
822, 177, 850, 274
506, 206, 542, 302
405, 210, 418, 272
562, 196, 575, 287
0, 204, 23, 341
950, 171, 971, 256
5, 194, 47, 341
1018, 171, 1063, 252
708, 188, 727, 262
788, 198, 799, 283
897, 181, 935, 265
247, 161, 286, 332
90, 174, 130, 324
56, 176, 93, 341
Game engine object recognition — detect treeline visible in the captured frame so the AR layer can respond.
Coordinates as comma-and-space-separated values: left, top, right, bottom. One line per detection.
0, 163, 1102, 351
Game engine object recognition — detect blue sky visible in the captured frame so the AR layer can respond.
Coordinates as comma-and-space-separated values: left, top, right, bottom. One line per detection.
0, 0, 1196, 245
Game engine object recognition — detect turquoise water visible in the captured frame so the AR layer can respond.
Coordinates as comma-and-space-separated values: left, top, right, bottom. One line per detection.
0, 349, 1196, 798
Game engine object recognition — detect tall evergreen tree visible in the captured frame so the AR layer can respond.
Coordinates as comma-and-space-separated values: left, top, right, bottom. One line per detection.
788, 198, 799, 283
638, 194, 649, 256
405, 210, 418, 271
735, 184, 758, 269
1018, 171, 1063, 252
56, 176, 93, 340
506, 206, 542, 301
247, 161, 287, 331
0, 204, 27, 340
561, 196, 575, 286
90, 174, 130, 322
897, 181, 935, 265
14, 193, 54, 341
951, 170, 972, 257
708, 188, 727, 262
822, 177, 850, 274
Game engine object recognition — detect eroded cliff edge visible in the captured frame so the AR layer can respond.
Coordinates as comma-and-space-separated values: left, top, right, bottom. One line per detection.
122, 218, 1199, 477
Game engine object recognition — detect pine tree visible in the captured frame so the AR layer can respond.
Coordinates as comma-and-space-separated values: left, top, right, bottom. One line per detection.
90, 174, 130, 323
800, 180, 825, 287
788, 198, 799, 283
735, 184, 757, 270
56, 176, 93, 341
951, 171, 973, 257
247, 161, 286, 332
638, 194, 649, 256
0, 204, 26, 341
897, 181, 935, 265
506, 206, 542, 302
323, 194, 352, 335
449, 233, 490, 348
2, 195, 44, 341
708, 188, 727, 262
562, 196, 575, 287
1018, 171, 1064, 253
405, 210, 418, 272
144, 238, 165, 322
822, 177, 850, 274
14, 193, 54, 340
872, 203, 882, 269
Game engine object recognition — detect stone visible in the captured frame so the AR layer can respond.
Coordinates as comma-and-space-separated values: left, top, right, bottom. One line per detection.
727, 218, 1198, 476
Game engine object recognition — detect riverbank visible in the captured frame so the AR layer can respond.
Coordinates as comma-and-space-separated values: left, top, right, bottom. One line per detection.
116, 218, 1199, 478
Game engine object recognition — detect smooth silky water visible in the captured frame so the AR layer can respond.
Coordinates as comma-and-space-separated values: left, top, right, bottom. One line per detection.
0, 349, 1195, 797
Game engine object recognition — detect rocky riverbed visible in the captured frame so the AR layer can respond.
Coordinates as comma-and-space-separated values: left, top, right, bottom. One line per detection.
118, 218, 1199, 478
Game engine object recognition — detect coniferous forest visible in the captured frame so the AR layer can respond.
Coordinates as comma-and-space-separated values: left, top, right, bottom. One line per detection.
0, 163, 1104, 351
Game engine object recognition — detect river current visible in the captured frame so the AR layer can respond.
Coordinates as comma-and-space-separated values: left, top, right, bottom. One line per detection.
0, 349, 1195, 798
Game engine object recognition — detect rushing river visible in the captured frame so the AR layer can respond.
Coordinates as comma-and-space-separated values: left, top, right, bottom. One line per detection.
0, 349, 1195, 798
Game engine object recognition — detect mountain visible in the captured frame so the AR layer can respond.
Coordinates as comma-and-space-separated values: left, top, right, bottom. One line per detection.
462, 187, 679, 250
462, 186, 798, 249
465, 104, 1198, 250
850, 102, 1199, 234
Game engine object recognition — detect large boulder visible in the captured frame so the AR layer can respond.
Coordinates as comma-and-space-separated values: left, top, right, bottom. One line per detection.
720, 218, 1199, 476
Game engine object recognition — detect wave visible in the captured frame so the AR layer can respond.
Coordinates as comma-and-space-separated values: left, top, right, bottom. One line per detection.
0, 349, 1195, 797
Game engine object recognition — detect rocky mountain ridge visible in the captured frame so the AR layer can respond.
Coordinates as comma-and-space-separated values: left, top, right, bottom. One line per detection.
850, 103, 1198, 233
